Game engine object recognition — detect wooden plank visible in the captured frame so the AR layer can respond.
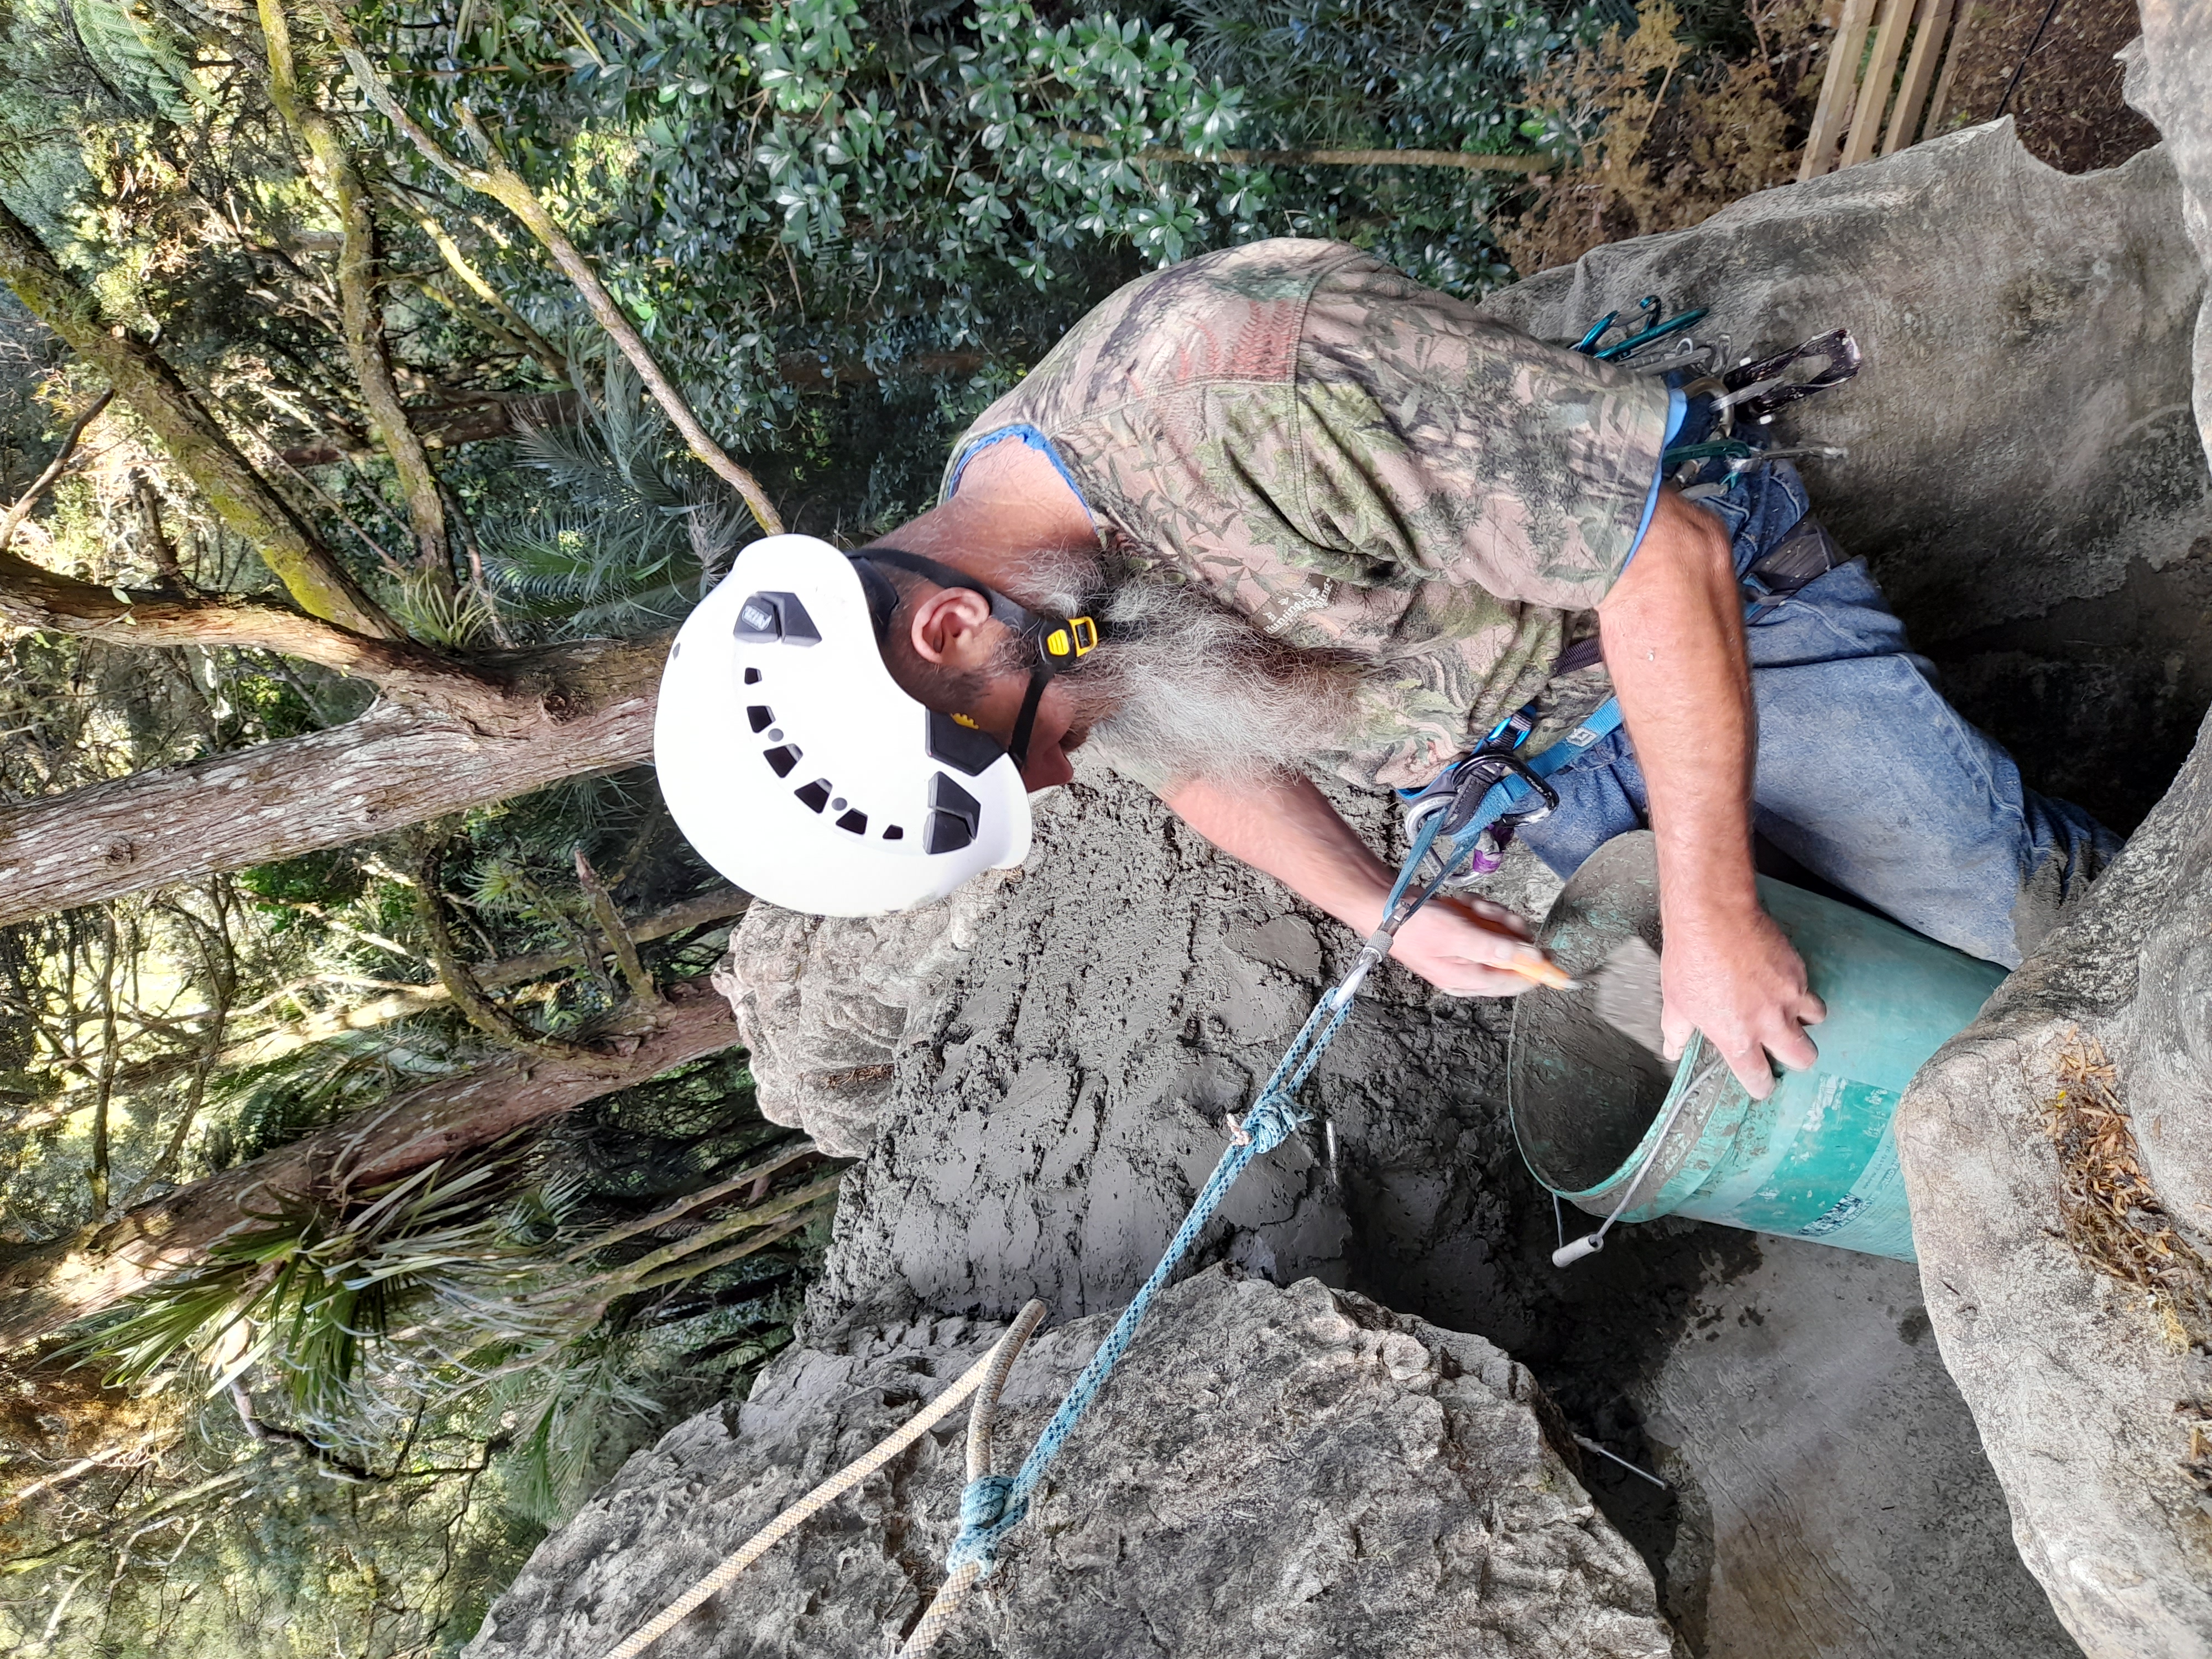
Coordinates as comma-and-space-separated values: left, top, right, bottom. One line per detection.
1800, 0, 1882, 180
1922, 0, 1977, 135
1882, 0, 1957, 155
1840, 0, 1918, 168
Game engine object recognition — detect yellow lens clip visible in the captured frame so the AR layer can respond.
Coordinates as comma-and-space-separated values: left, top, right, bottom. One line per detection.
1045, 615, 1099, 661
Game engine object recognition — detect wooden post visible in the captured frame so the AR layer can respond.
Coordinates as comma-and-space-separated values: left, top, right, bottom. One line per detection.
1923, 0, 1977, 136
1840, 0, 1919, 168
1884, 0, 1959, 155
1801, 0, 1882, 180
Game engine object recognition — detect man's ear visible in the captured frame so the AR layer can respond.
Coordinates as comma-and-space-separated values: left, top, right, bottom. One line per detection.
907, 586, 998, 669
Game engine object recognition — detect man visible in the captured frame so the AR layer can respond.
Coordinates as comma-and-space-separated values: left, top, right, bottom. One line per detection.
659, 239, 2117, 1099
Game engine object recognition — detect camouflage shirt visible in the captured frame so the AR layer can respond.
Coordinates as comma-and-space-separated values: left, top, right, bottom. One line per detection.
943, 239, 1675, 791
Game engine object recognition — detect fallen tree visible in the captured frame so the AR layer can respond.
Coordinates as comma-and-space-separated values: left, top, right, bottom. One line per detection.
0, 977, 737, 1352
0, 632, 666, 926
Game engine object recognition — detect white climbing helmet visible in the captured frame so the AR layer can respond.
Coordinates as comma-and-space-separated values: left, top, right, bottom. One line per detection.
655, 535, 1035, 917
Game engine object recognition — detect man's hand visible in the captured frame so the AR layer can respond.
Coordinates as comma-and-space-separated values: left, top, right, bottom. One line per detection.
1661, 907, 1825, 1096
1162, 771, 1559, 998
1389, 895, 1552, 998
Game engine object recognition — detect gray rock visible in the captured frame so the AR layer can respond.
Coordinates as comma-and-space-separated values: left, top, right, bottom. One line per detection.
1886, 16, 2212, 1657
466, 1267, 1678, 1659
1895, 709, 2212, 1656
1482, 119, 2209, 647
2125, 1, 2212, 464
712, 878, 1006, 1157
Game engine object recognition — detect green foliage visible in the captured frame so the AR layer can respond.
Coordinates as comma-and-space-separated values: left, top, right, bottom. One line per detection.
361, 0, 1592, 529
61, 0, 208, 124
84, 1140, 545, 1418
481, 347, 744, 638
237, 849, 367, 911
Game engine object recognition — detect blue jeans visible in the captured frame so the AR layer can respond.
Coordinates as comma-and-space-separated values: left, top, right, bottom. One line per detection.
1516, 463, 2123, 968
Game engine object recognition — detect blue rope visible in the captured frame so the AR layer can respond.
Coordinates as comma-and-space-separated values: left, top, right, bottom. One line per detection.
944, 707, 1619, 1577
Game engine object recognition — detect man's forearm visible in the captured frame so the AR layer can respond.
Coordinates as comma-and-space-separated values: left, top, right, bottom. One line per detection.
1598, 485, 1822, 1089
1598, 487, 1759, 929
1159, 771, 1398, 935
1159, 771, 1548, 998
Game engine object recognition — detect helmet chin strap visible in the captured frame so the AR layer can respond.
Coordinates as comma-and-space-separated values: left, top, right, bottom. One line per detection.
850, 547, 1100, 770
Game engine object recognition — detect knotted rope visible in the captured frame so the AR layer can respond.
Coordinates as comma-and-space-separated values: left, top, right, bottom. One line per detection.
593, 1300, 1046, 1659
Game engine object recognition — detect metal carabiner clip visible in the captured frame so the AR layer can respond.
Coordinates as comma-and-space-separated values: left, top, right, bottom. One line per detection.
1401, 747, 1561, 886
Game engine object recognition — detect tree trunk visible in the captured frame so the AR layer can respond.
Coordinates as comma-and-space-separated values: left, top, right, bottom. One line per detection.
0, 634, 667, 926
0, 199, 397, 638
0, 979, 740, 1352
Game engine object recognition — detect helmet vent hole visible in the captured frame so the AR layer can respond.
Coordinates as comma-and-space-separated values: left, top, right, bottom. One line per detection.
883, 825, 904, 841
836, 809, 869, 834
747, 705, 774, 733
794, 779, 832, 813
744, 666, 761, 685
763, 744, 802, 779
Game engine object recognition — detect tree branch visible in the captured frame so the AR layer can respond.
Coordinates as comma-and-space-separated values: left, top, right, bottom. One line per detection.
1060, 132, 1549, 173
573, 847, 658, 1004
410, 838, 579, 1053
315, 2, 782, 537
0, 550, 488, 695
388, 189, 569, 380
131, 472, 194, 593
0, 199, 399, 638
0, 632, 667, 926
0, 389, 114, 556
259, 0, 449, 582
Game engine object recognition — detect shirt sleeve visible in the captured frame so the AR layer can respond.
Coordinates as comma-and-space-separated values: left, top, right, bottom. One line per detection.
1290, 257, 1677, 614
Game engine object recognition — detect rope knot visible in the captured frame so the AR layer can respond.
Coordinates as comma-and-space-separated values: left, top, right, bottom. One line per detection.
1240, 1093, 1310, 1156
945, 1474, 1025, 1577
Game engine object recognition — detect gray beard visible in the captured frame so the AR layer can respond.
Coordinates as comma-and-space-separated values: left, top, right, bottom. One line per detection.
1018, 555, 1361, 791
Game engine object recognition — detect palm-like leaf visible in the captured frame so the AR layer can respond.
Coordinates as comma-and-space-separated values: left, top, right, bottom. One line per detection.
481, 344, 748, 639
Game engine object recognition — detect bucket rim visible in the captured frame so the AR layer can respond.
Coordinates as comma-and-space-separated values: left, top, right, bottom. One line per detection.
1509, 1022, 1740, 1219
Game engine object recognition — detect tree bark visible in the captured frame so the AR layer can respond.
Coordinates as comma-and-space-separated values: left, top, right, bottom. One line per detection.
0, 198, 398, 638
0, 978, 741, 1352
0, 550, 469, 676
0, 633, 667, 925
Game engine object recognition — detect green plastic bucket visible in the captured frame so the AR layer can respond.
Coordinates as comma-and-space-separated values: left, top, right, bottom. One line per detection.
1507, 833, 2006, 1264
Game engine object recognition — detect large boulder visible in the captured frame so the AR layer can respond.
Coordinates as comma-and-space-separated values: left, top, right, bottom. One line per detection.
2125, 0, 2212, 465
1885, 15, 2212, 1656
1896, 718, 2212, 1657
713, 878, 1005, 1157
466, 1267, 1678, 1659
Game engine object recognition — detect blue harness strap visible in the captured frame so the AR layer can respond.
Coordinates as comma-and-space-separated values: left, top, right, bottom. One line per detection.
942, 697, 1624, 1579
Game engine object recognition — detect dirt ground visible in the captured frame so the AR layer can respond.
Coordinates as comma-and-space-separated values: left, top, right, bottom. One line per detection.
1938, 0, 2161, 172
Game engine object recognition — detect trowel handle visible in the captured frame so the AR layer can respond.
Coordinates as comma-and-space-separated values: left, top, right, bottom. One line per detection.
1551, 1233, 1607, 1269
